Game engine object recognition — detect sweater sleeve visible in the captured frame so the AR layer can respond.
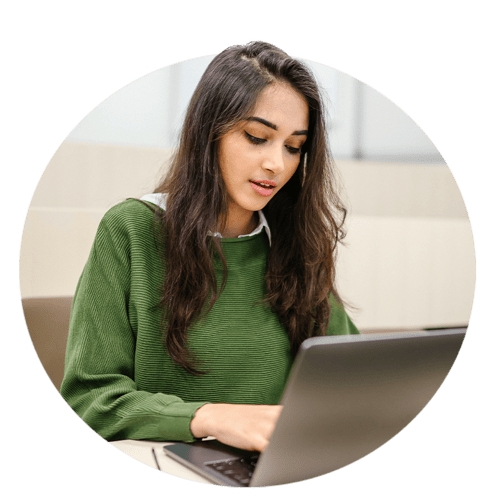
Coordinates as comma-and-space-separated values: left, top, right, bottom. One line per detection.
60, 204, 209, 442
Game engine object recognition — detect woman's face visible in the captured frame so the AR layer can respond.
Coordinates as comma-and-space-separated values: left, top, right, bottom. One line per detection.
218, 82, 309, 223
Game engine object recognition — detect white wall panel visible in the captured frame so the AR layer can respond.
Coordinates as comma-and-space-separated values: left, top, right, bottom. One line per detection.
338, 215, 475, 330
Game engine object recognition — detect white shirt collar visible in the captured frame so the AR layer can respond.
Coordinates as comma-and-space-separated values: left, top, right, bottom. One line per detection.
140, 193, 272, 246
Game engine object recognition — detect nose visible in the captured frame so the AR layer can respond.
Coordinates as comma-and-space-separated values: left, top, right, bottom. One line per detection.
261, 144, 285, 175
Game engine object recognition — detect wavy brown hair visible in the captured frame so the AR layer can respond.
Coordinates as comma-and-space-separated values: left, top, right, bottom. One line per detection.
152, 41, 347, 375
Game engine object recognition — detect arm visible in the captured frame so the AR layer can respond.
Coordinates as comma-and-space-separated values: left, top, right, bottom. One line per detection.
60, 203, 209, 442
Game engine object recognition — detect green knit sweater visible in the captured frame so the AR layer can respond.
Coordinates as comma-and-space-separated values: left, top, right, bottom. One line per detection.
61, 199, 359, 442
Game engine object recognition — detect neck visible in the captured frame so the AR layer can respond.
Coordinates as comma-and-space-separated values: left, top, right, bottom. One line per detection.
221, 208, 258, 238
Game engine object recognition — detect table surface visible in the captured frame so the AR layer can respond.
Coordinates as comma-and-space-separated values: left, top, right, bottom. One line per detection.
111, 439, 213, 484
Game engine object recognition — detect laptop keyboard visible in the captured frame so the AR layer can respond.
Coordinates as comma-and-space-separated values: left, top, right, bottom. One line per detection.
205, 454, 259, 486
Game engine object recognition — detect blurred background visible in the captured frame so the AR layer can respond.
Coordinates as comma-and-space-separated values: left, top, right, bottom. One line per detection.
20, 55, 475, 336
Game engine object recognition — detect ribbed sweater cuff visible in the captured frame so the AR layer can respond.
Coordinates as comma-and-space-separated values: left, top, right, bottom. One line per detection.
157, 401, 211, 442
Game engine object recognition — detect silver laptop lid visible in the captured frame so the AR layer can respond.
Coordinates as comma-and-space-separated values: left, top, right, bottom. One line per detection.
251, 329, 466, 486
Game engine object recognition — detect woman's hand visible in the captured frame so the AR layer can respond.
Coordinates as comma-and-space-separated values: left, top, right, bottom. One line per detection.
190, 403, 283, 452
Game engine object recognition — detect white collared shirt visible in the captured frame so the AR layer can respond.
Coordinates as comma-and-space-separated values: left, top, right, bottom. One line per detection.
140, 193, 272, 246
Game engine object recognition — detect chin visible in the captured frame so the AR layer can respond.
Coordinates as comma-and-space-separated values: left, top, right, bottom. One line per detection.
236, 194, 269, 213
243, 199, 270, 213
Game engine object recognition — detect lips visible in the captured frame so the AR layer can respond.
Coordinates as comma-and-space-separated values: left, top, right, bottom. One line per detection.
250, 180, 277, 189
250, 180, 277, 197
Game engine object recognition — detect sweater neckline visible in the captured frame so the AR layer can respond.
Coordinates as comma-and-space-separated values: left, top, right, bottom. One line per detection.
139, 193, 272, 246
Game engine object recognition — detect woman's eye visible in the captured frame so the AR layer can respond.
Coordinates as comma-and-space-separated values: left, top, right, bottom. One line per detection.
245, 131, 302, 155
286, 145, 301, 155
244, 132, 266, 145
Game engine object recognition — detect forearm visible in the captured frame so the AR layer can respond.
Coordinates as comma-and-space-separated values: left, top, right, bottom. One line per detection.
63, 376, 209, 441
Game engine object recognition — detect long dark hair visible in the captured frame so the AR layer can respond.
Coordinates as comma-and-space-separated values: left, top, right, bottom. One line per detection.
153, 41, 347, 375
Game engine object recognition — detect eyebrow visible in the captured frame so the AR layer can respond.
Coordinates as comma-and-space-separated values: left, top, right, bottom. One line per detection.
246, 117, 308, 136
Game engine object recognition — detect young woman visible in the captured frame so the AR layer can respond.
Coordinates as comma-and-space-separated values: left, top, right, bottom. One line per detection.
61, 41, 359, 453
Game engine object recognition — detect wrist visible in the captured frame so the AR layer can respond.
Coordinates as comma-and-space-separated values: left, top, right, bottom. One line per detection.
190, 403, 214, 439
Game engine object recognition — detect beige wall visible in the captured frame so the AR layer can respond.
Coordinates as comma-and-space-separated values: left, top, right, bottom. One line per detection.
21, 142, 172, 297
334, 159, 475, 329
20, 141, 475, 331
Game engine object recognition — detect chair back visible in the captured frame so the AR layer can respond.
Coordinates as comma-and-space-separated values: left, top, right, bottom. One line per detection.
22, 297, 73, 391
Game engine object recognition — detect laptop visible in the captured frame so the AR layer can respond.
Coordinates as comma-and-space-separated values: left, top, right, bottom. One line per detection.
163, 328, 466, 486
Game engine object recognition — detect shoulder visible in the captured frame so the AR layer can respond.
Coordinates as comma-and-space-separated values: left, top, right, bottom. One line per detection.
102, 198, 155, 224
96, 199, 157, 245
328, 293, 360, 335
